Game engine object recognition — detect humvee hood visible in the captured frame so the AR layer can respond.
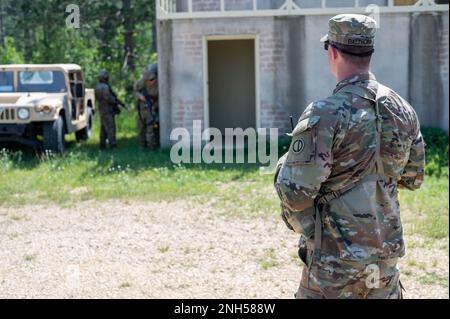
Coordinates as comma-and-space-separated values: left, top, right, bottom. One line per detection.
13, 93, 65, 107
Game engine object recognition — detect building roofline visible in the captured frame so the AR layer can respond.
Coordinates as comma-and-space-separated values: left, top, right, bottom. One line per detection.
157, 0, 449, 21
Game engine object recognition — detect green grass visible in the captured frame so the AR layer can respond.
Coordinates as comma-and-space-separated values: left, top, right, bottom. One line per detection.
0, 111, 269, 206
400, 173, 449, 239
260, 248, 279, 270
398, 127, 449, 239
118, 282, 131, 289
419, 273, 449, 288
158, 246, 170, 253
23, 254, 37, 261
0, 113, 448, 240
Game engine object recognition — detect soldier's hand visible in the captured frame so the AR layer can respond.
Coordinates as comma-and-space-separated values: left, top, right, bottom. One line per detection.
139, 96, 146, 102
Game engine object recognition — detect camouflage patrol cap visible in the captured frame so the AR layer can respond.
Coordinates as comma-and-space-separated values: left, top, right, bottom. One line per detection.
320, 14, 377, 47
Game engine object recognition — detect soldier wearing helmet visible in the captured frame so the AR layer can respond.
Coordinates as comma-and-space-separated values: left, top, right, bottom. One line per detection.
275, 14, 425, 299
95, 69, 119, 149
133, 63, 159, 149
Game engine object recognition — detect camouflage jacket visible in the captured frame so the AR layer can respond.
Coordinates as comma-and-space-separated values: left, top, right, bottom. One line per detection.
133, 78, 158, 107
275, 73, 425, 261
95, 82, 117, 114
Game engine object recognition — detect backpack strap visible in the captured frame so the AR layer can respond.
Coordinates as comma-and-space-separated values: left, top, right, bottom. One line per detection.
312, 82, 390, 254
312, 180, 362, 255
374, 83, 390, 175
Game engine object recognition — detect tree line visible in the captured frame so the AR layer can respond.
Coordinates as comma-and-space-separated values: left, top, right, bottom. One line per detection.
0, 0, 157, 96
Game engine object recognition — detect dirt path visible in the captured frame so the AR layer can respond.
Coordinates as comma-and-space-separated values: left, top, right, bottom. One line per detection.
0, 200, 448, 299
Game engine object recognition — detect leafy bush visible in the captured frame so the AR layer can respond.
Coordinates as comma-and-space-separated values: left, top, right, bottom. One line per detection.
0, 37, 24, 64
422, 127, 449, 178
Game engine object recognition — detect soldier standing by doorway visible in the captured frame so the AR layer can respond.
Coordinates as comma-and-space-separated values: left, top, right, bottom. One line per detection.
94, 69, 119, 149
134, 63, 159, 150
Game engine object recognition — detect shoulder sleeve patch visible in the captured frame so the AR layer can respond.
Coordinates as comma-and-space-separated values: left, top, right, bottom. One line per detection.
287, 116, 320, 166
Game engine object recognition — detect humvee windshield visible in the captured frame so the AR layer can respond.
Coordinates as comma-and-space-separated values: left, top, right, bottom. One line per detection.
0, 71, 14, 92
0, 70, 67, 93
18, 71, 67, 93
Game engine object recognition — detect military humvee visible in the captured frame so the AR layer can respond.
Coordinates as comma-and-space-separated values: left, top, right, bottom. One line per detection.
0, 64, 95, 153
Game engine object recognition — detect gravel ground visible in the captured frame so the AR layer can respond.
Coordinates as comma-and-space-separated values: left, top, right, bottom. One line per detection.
0, 200, 448, 299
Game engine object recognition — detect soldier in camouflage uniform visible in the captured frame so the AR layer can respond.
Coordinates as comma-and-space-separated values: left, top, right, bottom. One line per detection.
274, 14, 425, 299
134, 63, 159, 149
95, 69, 118, 149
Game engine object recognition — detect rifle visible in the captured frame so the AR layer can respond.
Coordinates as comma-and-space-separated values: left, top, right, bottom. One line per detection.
106, 83, 127, 114
137, 89, 159, 127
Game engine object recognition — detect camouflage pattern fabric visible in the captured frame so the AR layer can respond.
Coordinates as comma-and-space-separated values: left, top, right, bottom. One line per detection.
274, 72, 425, 299
137, 102, 158, 149
297, 257, 403, 299
320, 14, 377, 47
134, 76, 159, 149
95, 82, 117, 147
99, 111, 116, 148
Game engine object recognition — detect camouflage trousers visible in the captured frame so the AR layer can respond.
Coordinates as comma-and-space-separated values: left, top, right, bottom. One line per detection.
296, 249, 403, 299
99, 111, 116, 148
137, 103, 158, 149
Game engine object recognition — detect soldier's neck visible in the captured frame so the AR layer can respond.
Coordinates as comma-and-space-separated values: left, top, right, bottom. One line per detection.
336, 66, 370, 83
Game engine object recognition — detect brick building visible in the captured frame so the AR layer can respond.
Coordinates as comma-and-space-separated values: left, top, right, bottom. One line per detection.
156, 0, 449, 147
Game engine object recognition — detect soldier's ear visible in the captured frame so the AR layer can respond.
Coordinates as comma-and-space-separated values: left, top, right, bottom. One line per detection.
330, 46, 340, 60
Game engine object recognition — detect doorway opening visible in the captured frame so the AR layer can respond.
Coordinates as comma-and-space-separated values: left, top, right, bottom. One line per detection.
206, 38, 258, 137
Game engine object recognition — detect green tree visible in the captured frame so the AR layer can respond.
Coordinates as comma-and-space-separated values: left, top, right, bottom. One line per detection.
0, 37, 24, 64
0, 0, 157, 96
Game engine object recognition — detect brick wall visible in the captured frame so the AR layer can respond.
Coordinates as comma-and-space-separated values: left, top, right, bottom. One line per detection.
439, 12, 449, 132
171, 27, 204, 130
225, 0, 253, 10
192, 0, 220, 11
439, 13, 449, 81
259, 27, 291, 131
158, 11, 449, 147
187, 0, 284, 11
409, 12, 449, 132
169, 17, 294, 136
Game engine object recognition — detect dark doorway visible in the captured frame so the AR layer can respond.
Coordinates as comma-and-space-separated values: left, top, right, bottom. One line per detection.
208, 39, 256, 135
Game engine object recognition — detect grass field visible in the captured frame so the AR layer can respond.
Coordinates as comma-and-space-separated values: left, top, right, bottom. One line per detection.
0, 111, 448, 240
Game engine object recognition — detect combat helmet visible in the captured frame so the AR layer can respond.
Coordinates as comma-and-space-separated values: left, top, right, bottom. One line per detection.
98, 69, 109, 81
143, 63, 157, 81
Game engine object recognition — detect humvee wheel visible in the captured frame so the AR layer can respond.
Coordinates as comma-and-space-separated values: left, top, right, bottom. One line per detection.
43, 115, 66, 154
75, 107, 93, 142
